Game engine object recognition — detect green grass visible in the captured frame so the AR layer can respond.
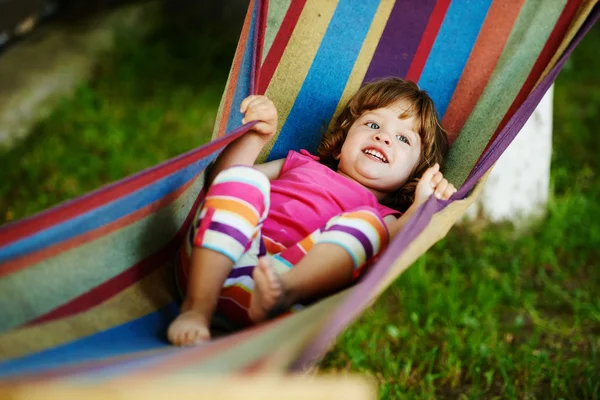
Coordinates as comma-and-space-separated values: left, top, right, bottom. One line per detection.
0, 12, 598, 400
0, 17, 237, 223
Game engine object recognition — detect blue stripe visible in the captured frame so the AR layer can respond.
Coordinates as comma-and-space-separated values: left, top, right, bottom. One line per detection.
267, 0, 380, 160
203, 243, 238, 264
225, 0, 258, 135
0, 155, 216, 264
0, 303, 179, 379
272, 254, 293, 269
418, 0, 493, 118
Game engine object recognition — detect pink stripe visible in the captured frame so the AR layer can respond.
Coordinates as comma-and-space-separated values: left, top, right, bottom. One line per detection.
208, 182, 266, 209
278, 245, 305, 265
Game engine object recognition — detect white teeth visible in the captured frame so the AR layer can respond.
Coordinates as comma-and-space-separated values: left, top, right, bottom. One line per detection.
363, 149, 387, 163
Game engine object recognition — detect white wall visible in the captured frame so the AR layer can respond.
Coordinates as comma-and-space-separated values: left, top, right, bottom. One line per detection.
464, 85, 554, 228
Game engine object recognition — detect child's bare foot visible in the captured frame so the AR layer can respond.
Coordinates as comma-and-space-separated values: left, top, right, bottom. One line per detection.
167, 305, 211, 346
248, 257, 288, 323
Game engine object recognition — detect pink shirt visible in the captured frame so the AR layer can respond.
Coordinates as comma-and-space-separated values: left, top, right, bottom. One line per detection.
262, 150, 400, 247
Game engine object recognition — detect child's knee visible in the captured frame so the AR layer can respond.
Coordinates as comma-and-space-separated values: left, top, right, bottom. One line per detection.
208, 165, 271, 216
316, 207, 389, 274
192, 166, 270, 263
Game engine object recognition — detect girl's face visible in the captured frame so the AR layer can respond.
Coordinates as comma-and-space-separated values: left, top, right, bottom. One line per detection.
335, 99, 422, 200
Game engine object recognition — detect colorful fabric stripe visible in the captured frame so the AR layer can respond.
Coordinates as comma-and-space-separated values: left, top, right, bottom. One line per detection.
442, 0, 525, 142
258, 0, 305, 94
364, 0, 436, 82
417, 0, 493, 118
405, 0, 451, 83
267, 0, 381, 160
327, 0, 396, 129
444, 0, 568, 187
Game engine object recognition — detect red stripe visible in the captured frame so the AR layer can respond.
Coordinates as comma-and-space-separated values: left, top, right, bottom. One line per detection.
252, 0, 268, 94
0, 178, 196, 279
0, 130, 243, 249
25, 191, 205, 326
405, 0, 451, 82
492, 0, 580, 138
216, 0, 255, 139
465, 0, 581, 174
257, 0, 307, 94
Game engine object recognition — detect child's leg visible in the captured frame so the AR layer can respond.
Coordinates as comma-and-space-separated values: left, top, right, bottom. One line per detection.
249, 207, 388, 322
168, 166, 270, 345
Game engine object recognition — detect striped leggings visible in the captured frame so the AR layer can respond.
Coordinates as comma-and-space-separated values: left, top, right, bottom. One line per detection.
176, 165, 389, 327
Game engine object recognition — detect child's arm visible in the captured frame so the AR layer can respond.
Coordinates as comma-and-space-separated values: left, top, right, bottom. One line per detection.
208, 95, 280, 184
385, 163, 456, 238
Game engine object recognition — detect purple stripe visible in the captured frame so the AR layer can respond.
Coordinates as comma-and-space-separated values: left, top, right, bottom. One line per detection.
323, 224, 374, 262
258, 235, 267, 257
293, 4, 600, 370
228, 265, 255, 279
208, 221, 249, 248
363, 0, 436, 82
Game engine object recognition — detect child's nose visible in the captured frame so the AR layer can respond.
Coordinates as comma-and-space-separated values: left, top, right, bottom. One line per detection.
374, 132, 391, 146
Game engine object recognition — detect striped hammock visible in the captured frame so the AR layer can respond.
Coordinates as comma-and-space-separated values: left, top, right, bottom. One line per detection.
0, 0, 597, 383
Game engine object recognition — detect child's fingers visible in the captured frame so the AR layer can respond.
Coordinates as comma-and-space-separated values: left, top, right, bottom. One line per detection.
241, 95, 273, 114
252, 122, 276, 136
243, 106, 276, 125
240, 95, 259, 113
441, 183, 457, 200
434, 179, 449, 199
430, 171, 444, 188
244, 102, 277, 124
420, 163, 440, 184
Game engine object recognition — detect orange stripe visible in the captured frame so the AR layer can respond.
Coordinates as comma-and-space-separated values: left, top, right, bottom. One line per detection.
0, 178, 197, 278
220, 285, 252, 309
343, 210, 388, 245
298, 235, 315, 253
263, 236, 287, 254
216, 0, 255, 139
203, 198, 259, 226
442, 0, 525, 143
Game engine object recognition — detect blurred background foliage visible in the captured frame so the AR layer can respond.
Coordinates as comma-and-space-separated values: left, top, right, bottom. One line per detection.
0, 2, 598, 399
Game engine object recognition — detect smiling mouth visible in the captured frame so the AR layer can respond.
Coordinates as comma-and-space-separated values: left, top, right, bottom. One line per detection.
363, 148, 388, 163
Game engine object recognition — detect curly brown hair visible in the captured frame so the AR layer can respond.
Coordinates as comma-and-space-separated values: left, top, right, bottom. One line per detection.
317, 77, 449, 212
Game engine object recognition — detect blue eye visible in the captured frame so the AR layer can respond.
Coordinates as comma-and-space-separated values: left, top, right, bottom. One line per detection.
366, 122, 380, 129
396, 135, 409, 144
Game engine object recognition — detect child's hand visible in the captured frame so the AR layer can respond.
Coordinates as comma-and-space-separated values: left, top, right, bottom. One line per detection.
240, 95, 278, 139
414, 163, 456, 207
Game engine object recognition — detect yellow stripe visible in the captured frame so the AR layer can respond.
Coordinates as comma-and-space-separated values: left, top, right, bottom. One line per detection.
0, 262, 176, 360
535, 0, 599, 86
257, 0, 340, 163
327, 0, 396, 132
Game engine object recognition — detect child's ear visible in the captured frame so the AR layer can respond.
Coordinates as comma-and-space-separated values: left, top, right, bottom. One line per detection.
334, 152, 341, 160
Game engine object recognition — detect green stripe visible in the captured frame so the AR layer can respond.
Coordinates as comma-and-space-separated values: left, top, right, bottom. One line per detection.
445, 0, 567, 186
0, 175, 205, 332
262, 0, 292, 63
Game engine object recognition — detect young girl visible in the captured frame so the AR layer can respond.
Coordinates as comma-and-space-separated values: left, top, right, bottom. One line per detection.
168, 78, 456, 346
